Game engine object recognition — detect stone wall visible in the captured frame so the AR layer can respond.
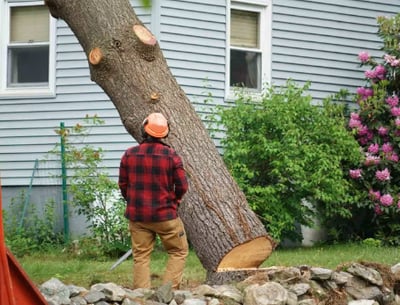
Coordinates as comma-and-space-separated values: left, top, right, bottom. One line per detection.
40, 261, 400, 305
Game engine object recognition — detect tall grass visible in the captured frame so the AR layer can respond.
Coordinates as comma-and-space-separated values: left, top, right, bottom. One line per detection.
18, 243, 400, 289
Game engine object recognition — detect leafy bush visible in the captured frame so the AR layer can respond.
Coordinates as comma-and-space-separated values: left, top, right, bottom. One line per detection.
214, 80, 361, 242
50, 115, 130, 257
3, 191, 63, 257
346, 13, 400, 245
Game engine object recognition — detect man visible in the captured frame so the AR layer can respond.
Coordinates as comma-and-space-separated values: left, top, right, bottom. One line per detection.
118, 112, 189, 290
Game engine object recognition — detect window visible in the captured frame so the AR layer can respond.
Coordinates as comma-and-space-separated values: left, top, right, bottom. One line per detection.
228, 1, 271, 94
0, 1, 55, 97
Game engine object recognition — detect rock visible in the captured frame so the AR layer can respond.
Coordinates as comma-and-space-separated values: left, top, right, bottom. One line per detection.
267, 266, 302, 283
345, 276, 382, 300
289, 283, 310, 296
193, 284, 219, 297
154, 282, 174, 303
244, 282, 288, 305
392, 263, 400, 273
347, 263, 384, 286
70, 295, 87, 305
91, 282, 126, 302
214, 284, 243, 303
83, 290, 105, 303
40, 277, 71, 305
348, 300, 379, 305
331, 271, 352, 285
309, 267, 332, 280
182, 298, 207, 305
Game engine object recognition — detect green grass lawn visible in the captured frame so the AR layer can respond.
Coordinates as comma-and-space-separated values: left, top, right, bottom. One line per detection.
17, 243, 400, 290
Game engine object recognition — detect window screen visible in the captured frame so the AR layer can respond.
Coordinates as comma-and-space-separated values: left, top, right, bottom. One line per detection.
8, 5, 50, 86
230, 9, 261, 89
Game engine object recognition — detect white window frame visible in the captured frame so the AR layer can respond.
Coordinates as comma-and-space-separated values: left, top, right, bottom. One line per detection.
0, 0, 56, 99
226, 0, 271, 100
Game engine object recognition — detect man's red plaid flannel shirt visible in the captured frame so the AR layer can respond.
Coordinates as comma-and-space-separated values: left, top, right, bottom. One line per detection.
118, 140, 188, 222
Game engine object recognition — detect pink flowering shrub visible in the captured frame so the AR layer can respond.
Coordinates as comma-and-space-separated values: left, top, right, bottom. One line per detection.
347, 13, 400, 245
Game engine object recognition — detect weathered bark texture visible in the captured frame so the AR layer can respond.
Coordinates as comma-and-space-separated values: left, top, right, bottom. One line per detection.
45, 0, 275, 280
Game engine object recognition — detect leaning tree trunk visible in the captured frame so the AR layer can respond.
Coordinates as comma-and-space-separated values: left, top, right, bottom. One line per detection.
45, 0, 275, 281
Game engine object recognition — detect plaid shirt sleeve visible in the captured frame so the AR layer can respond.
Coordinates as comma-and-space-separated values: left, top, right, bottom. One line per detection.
118, 152, 128, 200
172, 151, 188, 201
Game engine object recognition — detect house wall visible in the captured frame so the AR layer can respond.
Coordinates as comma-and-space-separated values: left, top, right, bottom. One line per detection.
0, 0, 227, 235
271, 0, 400, 101
1, 0, 400, 236
0, 0, 227, 189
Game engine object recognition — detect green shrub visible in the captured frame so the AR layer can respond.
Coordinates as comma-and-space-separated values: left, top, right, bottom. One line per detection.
214, 80, 362, 243
50, 115, 130, 257
3, 191, 63, 257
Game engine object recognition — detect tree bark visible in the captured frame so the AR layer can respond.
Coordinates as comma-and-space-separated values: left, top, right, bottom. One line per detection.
45, 0, 275, 280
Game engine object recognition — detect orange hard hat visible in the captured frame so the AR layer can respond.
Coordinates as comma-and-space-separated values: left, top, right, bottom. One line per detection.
142, 113, 169, 138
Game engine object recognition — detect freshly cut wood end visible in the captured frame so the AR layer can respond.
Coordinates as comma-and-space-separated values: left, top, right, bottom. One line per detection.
217, 236, 273, 271
133, 24, 157, 46
89, 47, 103, 65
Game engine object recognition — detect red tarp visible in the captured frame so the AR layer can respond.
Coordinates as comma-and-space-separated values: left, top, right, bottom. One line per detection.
0, 181, 48, 305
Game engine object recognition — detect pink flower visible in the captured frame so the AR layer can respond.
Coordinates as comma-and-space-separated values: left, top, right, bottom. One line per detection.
374, 204, 383, 215
350, 112, 360, 120
386, 95, 399, 107
375, 168, 391, 181
368, 143, 379, 154
358, 51, 370, 63
387, 152, 399, 162
391, 107, 400, 116
349, 169, 362, 179
384, 54, 400, 67
395, 118, 400, 126
359, 137, 369, 146
365, 70, 376, 79
398, 200, 400, 209
365, 154, 380, 166
364, 88, 373, 97
382, 143, 393, 153
369, 189, 381, 200
380, 194, 393, 206
378, 126, 388, 136
356, 87, 366, 96
364, 130, 374, 141
356, 87, 373, 100
375, 65, 386, 80
349, 118, 362, 129
358, 125, 369, 136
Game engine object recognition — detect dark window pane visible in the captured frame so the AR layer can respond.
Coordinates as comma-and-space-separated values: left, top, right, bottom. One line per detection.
230, 49, 261, 89
8, 46, 49, 85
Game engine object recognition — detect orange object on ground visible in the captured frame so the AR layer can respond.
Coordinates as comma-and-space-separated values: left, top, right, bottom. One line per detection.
0, 181, 48, 305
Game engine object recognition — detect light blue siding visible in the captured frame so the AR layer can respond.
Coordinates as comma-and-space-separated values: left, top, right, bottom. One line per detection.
0, 0, 227, 186
271, 0, 400, 101
158, 0, 227, 104
1, 0, 400, 188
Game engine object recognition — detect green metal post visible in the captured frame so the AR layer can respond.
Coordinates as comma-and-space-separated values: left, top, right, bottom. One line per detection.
60, 122, 70, 244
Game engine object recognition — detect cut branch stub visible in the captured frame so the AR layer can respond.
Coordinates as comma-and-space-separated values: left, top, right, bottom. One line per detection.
132, 24, 157, 61
89, 47, 103, 65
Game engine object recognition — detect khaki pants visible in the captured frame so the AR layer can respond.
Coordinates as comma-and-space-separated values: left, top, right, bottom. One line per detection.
129, 218, 188, 289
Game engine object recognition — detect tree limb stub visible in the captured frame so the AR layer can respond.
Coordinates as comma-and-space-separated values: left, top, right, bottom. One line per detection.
133, 24, 157, 61
89, 47, 103, 65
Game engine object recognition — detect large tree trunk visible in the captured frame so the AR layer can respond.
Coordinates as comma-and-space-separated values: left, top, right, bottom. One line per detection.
45, 0, 275, 280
